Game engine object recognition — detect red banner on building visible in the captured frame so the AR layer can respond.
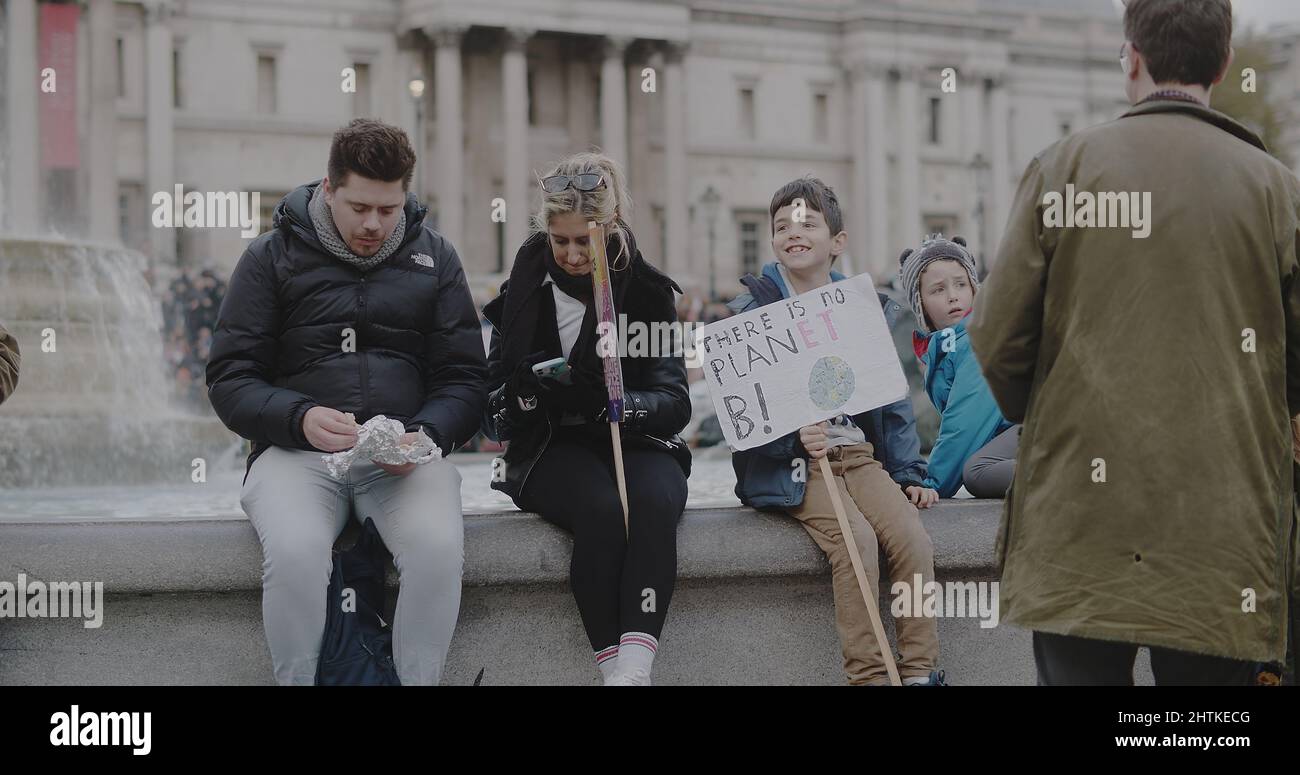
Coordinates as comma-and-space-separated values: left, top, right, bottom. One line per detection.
40, 3, 80, 170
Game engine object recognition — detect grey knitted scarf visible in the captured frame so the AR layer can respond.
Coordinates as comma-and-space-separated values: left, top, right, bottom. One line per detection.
307, 183, 407, 271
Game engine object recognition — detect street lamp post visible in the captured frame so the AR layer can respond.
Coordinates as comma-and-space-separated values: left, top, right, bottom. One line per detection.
408, 77, 426, 200
700, 185, 721, 301
968, 152, 991, 278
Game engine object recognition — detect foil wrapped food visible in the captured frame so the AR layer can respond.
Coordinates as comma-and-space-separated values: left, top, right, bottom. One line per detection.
323, 415, 442, 479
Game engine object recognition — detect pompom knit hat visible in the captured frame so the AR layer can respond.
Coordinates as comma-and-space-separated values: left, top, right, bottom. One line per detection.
897, 234, 980, 335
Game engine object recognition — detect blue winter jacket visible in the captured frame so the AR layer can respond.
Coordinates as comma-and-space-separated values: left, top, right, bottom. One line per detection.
916, 315, 1013, 497
728, 263, 929, 510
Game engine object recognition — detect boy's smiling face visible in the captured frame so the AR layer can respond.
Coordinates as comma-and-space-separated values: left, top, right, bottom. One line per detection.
919, 259, 975, 331
771, 204, 846, 279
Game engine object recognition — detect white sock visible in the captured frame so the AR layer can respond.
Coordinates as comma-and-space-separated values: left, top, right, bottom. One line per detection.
595, 645, 620, 683
903, 674, 931, 686
617, 632, 658, 677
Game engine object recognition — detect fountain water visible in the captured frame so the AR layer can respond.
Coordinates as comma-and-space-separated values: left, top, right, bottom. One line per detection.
0, 235, 239, 489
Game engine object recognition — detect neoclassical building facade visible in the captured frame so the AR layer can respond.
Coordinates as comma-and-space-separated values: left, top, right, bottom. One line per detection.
2, 0, 1127, 300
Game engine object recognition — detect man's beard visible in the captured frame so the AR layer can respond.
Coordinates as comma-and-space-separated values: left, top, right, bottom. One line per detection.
348, 234, 385, 256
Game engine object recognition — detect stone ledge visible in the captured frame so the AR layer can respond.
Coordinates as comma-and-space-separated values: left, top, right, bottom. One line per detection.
0, 500, 1003, 593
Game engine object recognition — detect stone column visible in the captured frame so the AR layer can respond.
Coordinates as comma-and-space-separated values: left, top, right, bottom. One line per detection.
4, 0, 40, 234
850, 64, 889, 278
144, 0, 175, 263
565, 43, 592, 150
662, 41, 688, 275
87, 0, 118, 242
430, 25, 466, 246
896, 66, 923, 248
849, 67, 868, 275
960, 66, 985, 249
502, 27, 533, 253
988, 74, 1011, 257
600, 37, 631, 167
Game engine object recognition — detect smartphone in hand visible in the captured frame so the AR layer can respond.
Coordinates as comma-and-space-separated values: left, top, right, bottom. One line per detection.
531, 356, 572, 385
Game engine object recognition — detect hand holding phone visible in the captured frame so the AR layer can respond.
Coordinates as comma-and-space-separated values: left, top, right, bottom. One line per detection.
531, 356, 572, 385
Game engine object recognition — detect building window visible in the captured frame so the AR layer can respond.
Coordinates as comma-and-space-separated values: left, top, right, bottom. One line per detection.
496, 219, 506, 273
649, 206, 666, 266
257, 54, 277, 113
928, 96, 942, 145
659, 208, 667, 268
924, 215, 958, 238
352, 62, 371, 116
527, 66, 536, 126
116, 37, 126, 98
258, 192, 284, 238
738, 216, 763, 276
173, 47, 183, 108
739, 87, 756, 140
814, 92, 829, 142
119, 191, 131, 243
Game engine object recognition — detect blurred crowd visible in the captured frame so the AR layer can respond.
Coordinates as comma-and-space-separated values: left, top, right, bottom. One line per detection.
162, 269, 226, 406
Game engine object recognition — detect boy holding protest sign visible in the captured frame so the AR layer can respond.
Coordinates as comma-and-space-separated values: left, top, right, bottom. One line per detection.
727, 177, 945, 685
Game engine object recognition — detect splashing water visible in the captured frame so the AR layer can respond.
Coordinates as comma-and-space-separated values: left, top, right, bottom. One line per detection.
0, 236, 240, 488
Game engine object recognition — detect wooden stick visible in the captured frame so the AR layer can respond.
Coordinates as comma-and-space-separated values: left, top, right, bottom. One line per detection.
817, 455, 902, 686
610, 422, 630, 536
586, 220, 630, 538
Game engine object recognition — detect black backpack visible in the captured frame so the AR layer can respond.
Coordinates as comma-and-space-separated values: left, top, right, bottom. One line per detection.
315, 518, 401, 686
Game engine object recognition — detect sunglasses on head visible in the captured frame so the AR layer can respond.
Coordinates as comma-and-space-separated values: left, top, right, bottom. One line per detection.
541, 173, 606, 194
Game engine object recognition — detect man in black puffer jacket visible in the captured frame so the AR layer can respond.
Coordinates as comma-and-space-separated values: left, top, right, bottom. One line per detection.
206, 119, 486, 686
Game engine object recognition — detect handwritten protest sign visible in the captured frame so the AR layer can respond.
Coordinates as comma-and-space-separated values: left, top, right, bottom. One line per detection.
694, 273, 907, 451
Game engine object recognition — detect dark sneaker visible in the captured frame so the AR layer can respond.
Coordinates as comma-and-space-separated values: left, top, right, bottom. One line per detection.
907, 670, 948, 686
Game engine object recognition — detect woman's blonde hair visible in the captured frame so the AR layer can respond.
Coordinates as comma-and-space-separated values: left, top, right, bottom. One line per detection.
532, 151, 633, 270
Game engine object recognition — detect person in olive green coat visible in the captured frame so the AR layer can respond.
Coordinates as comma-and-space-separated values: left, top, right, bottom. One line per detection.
969, 0, 1298, 684
0, 321, 18, 406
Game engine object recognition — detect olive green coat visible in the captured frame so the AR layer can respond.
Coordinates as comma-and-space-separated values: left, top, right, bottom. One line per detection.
969, 100, 1299, 661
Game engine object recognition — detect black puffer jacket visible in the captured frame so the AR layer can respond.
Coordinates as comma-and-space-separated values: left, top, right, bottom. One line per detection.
482, 229, 691, 502
206, 180, 487, 467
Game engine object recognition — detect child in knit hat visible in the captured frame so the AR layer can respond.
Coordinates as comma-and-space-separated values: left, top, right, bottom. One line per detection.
899, 235, 1019, 498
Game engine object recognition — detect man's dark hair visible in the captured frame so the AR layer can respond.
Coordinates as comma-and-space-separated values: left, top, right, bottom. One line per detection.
327, 119, 417, 190
1124, 0, 1232, 88
768, 175, 845, 236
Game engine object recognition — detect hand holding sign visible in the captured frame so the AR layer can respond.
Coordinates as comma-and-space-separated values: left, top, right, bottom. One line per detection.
799, 422, 831, 459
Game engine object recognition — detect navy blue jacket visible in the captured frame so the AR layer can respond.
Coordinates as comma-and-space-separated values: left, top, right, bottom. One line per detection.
728, 265, 928, 510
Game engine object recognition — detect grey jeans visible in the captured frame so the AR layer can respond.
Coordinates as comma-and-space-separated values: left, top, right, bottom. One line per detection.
962, 424, 1020, 499
240, 446, 465, 686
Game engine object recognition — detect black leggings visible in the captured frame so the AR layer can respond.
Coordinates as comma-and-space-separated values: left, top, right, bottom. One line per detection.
519, 427, 688, 651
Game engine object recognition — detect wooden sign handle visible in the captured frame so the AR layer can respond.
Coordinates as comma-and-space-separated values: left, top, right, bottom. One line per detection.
817, 455, 902, 686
